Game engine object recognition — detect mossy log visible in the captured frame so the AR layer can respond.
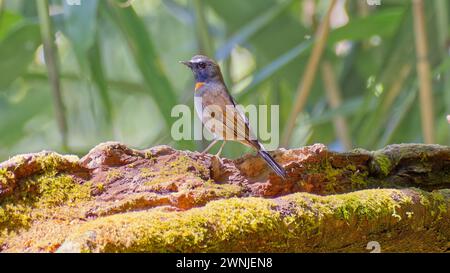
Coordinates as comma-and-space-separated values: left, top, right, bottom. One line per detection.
0, 142, 448, 252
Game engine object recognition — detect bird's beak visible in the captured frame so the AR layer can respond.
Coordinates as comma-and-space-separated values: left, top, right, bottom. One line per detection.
179, 60, 193, 68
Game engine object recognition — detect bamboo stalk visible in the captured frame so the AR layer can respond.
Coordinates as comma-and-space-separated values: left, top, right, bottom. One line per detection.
321, 61, 352, 150
435, 0, 449, 50
412, 0, 435, 144
357, 0, 369, 17
282, 0, 337, 147
0, 0, 4, 17
37, 0, 68, 150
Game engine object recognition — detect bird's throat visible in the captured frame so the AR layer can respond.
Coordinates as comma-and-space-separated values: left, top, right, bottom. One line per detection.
195, 82, 205, 92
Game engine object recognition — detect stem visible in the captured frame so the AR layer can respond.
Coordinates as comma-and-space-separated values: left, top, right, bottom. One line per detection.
412, 0, 435, 144
0, 0, 5, 18
37, 0, 68, 150
282, 0, 337, 147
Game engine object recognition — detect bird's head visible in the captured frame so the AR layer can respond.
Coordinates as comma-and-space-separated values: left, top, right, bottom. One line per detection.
180, 55, 223, 82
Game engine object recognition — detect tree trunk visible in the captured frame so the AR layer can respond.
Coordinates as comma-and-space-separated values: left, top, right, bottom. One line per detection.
0, 142, 448, 252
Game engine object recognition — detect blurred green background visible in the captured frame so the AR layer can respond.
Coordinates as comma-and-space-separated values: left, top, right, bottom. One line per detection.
0, 0, 449, 161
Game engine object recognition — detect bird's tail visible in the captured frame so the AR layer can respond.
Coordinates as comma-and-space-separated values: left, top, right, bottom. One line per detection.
258, 150, 287, 179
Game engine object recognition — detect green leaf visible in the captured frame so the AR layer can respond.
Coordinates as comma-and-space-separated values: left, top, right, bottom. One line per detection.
328, 9, 405, 44
59, 1, 113, 128
208, 0, 275, 31
309, 97, 363, 126
235, 39, 312, 99
232, 9, 404, 102
0, 10, 23, 40
87, 38, 113, 125
101, 2, 178, 127
215, 0, 293, 60
62, 0, 99, 62
0, 87, 52, 146
0, 23, 41, 90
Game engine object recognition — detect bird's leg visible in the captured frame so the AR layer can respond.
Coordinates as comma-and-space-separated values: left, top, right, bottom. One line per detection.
215, 141, 226, 157
201, 139, 219, 154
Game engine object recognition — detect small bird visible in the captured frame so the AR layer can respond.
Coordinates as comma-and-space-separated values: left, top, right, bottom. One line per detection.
180, 55, 287, 179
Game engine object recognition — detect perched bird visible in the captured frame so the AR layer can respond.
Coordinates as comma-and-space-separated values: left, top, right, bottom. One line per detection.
180, 55, 287, 179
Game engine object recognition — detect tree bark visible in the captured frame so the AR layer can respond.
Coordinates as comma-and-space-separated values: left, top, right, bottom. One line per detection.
0, 142, 448, 252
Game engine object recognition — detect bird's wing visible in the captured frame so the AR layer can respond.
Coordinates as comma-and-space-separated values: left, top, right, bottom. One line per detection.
225, 92, 260, 147
201, 86, 260, 149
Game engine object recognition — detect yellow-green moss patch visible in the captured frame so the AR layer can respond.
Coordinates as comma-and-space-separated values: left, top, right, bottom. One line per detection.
0, 170, 92, 239
58, 188, 450, 253
0, 168, 15, 188
105, 169, 122, 183
372, 152, 392, 177
143, 154, 209, 186
36, 153, 79, 172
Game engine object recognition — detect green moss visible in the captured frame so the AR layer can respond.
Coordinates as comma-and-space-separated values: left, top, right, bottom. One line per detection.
187, 181, 243, 205
96, 183, 105, 193
321, 164, 342, 193
144, 154, 209, 186
402, 195, 414, 205
36, 171, 91, 207
310, 158, 370, 193
105, 169, 122, 183
144, 177, 170, 186
168, 155, 208, 177
419, 152, 428, 163
430, 191, 448, 218
144, 151, 156, 163
36, 153, 78, 172
144, 151, 153, 159
331, 190, 397, 221
0, 168, 15, 188
416, 189, 449, 223
419, 193, 430, 206
57, 188, 448, 253
63, 197, 282, 252
349, 169, 369, 190
203, 180, 242, 197
0, 203, 32, 233
127, 162, 138, 168
372, 152, 392, 176
0, 169, 92, 238
140, 167, 157, 179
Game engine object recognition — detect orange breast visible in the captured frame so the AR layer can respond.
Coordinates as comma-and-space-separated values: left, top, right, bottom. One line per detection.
195, 82, 205, 91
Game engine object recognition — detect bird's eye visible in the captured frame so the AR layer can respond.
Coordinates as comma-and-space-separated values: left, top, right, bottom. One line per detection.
198, 62, 206, 69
